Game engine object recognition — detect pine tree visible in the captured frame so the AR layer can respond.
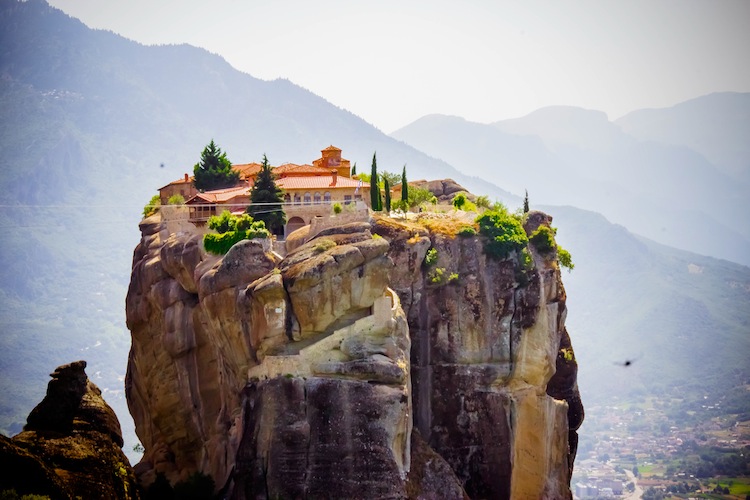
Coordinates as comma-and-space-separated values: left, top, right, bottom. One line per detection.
384, 177, 391, 213
351, 163, 357, 176
247, 154, 286, 234
193, 140, 240, 191
370, 153, 382, 211
401, 165, 408, 202
523, 189, 530, 213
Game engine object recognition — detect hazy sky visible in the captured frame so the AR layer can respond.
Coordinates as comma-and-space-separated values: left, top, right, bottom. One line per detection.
48, 0, 750, 133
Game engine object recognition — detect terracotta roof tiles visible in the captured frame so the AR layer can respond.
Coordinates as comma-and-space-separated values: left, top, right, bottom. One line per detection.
277, 176, 362, 190
186, 185, 250, 203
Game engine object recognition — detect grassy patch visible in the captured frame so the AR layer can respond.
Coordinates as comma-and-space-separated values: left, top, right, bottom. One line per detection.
415, 213, 477, 237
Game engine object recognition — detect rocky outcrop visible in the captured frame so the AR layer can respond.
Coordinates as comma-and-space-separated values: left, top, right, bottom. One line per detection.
125, 207, 582, 498
126, 218, 412, 496
410, 178, 474, 203
374, 212, 583, 499
0, 361, 137, 500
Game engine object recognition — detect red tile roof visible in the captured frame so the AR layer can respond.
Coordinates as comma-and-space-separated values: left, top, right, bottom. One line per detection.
322, 145, 342, 152
273, 163, 329, 176
277, 176, 362, 190
233, 162, 262, 178
186, 185, 250, 203
158, 175, 193, 190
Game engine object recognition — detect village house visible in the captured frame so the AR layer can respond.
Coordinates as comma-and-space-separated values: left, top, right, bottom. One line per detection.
158, 146, 370, 238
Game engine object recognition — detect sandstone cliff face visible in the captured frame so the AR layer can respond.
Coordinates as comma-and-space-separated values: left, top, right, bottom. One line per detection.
374, 211, 583, 499
0, 361, 138, 500
125, 209, 582, 499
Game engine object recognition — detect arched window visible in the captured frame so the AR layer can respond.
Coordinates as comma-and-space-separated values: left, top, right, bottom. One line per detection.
294, 193, 301, 205
314, 192, 322, 204
324, 192, 331, 202
304, 192, 311, 205
284, 194, 291, 204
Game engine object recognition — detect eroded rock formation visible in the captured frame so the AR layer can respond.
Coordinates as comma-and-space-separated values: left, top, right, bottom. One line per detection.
0, 361, 138, 500
125, 207, 583, 499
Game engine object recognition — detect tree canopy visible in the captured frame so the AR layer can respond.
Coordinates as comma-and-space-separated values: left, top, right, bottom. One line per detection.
193, 140, 240, 191
247, 154, 286, 235
475, 208, 528, 260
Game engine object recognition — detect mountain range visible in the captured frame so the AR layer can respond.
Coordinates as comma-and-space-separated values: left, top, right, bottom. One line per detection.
0, 0, 748, 464
392, 96, 750, 267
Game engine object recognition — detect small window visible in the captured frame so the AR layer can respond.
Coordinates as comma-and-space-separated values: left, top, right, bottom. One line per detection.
294, 194, 301, 205
314, 192, 322, 204
344, 195, 352, 205
304, 192, 311, 205
324, 192, 331, 202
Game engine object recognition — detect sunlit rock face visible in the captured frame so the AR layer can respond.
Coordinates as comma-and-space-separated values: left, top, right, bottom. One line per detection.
126, 216, 278, 487
0, 361, 138, 500
374, 212, 583, 500
126, 218, 412, 496
126, 209, 582, 499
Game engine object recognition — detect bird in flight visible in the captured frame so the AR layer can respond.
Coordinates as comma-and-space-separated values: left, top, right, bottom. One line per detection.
614, 355, 642, 367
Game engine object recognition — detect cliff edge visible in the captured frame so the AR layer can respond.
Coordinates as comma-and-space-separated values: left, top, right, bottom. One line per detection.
125, 207, 583, 499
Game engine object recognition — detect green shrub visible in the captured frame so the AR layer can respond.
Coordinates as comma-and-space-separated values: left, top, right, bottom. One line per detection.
207, 210, 235, 234
457, 226, 476, 237
558, 247, 575, 271
424, 247, 438, 267
529, 225, 556, 254
448, 272, 459, 283
452, 193, 477, 212
518, 248, 533, 271
332, 202, 342, 214
167, 194, 185, 205
203, 231, 245, 255
143, 194, 161, 218
475, 195, 491, 209
408, 186, 436, 209
428, 267, 445, 284
476, 209, 528, 260
203, 211, 270, 255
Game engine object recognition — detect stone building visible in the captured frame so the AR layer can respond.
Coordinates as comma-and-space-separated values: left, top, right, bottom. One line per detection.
159, 146, 370, 237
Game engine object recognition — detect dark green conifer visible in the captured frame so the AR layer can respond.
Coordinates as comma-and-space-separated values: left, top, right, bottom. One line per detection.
401, 165, 408, 202
193, 140, 239, 191
384, 177, 391, 213
247, 154, 286, 234
370, 153, 382, 211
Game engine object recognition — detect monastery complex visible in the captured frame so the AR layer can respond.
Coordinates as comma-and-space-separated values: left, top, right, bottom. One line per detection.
158, 146, 370, 238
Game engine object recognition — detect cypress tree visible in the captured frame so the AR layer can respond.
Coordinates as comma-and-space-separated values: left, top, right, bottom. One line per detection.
247, 154, 286, 234
523, 190, 529, 213
193, 140, 240, 191
351, 163, 357, 176
401, 165, 408, 202
384, 177, 391, 213
370, 153, 381, 211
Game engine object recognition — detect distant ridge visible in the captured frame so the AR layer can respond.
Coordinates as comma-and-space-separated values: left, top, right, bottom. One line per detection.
392, 100, 750, 266
615, 92, 750, 183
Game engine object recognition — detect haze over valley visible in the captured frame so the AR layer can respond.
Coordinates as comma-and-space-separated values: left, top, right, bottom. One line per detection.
1, 1, 749, 495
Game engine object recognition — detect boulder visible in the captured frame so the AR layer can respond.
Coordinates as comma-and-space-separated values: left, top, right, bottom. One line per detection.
1, 361, 137, 500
